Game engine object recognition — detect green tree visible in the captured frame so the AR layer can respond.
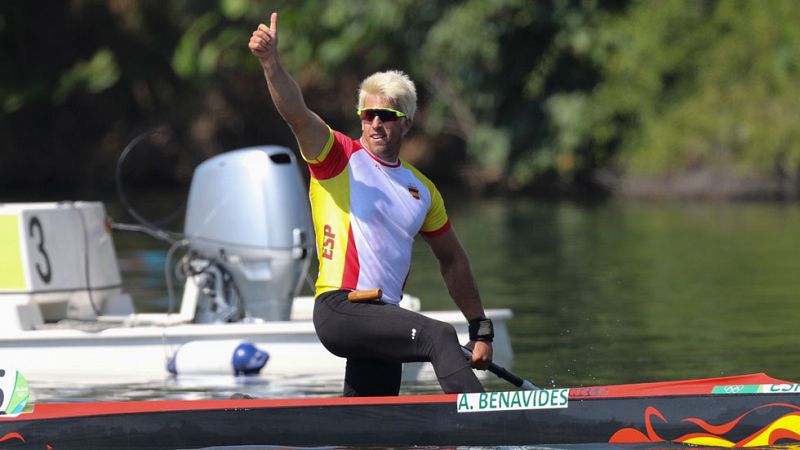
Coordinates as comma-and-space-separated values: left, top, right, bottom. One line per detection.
559, 0, 800, 188
4, 0, 798, 198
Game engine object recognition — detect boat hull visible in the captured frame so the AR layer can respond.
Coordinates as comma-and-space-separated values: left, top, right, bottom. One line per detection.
2, 374, 800, 448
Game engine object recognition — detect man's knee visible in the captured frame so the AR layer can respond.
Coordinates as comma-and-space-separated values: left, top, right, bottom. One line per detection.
344, 359, 402, 397
427, 320, 459, 346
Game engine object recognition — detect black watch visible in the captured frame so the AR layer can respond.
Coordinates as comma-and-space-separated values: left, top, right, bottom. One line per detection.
468, 317, 494, 342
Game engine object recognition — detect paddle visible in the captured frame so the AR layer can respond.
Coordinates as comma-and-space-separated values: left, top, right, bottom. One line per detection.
462, 346, 540, 391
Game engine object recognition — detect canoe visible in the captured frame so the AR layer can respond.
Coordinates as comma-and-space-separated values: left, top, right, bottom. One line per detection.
2, 372, 800, 449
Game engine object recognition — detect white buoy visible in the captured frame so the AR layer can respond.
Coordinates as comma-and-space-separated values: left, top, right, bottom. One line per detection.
167, 340, 269, 376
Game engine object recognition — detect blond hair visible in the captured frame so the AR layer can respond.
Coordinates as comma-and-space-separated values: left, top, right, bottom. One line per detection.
357, 70, 418, 120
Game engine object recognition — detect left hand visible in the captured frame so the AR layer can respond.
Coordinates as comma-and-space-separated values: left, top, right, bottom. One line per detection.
470, 340, 493, 370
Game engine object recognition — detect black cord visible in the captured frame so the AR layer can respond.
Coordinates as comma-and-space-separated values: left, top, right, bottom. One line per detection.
75, 204, 102, 316
164, 239, 189, 316
114, 128, 184, 244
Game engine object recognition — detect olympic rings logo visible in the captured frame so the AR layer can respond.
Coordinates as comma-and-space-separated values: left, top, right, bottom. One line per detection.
721, 385, 746, 394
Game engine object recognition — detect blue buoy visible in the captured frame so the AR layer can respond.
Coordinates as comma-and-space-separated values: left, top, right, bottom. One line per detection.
167, 356, 177, 375
232, 342, 269, 375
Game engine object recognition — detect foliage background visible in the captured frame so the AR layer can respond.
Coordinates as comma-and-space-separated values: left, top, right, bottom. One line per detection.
2, 0, 799, 200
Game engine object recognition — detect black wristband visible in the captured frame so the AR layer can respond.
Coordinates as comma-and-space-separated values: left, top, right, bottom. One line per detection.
468, 317, 494, 342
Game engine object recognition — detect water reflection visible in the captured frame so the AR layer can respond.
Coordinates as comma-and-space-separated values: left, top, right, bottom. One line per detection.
31, 374, 346, 403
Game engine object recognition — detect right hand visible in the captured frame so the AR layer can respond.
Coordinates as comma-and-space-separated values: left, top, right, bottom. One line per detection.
248, 12, 279, 65
469, 340, 493, 370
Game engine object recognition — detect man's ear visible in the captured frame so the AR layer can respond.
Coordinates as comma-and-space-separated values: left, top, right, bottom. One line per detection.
402, 117, 413, 136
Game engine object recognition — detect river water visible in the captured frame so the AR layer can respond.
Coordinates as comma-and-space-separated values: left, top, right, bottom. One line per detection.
29, 198, 800, 402
432, 198, 800, 390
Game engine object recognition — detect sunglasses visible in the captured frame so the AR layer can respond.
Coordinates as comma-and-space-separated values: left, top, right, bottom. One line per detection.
357, 107, 407, 122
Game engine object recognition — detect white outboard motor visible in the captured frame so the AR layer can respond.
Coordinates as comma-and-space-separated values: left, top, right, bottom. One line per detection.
183, 146, 313, 322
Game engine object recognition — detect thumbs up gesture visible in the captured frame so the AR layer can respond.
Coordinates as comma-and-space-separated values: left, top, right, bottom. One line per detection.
249, 12, 279, 65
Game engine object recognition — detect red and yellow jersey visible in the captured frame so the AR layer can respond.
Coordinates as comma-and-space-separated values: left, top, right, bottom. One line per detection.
305, 128, 451, 304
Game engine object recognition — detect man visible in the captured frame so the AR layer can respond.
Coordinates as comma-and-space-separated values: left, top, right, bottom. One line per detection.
249, 12, 494, 396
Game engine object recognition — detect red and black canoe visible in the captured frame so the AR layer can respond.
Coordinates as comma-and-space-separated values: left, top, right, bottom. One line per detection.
2, 373, 800, 449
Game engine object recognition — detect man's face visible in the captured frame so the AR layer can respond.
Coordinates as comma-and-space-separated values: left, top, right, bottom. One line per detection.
360, 94, 412, 161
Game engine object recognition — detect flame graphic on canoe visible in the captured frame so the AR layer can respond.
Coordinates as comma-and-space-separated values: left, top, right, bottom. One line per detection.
610, 403, 800, 447
0, 432, 25, 443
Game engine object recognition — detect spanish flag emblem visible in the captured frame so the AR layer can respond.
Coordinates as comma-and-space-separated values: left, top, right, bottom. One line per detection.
408, 186, 420, 200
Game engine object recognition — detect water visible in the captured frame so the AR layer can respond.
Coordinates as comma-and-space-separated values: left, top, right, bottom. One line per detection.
428, 199, 800, 389
72, 197, 799, 399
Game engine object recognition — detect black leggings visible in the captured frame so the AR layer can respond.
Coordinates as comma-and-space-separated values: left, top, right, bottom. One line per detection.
313, 289, 484, 396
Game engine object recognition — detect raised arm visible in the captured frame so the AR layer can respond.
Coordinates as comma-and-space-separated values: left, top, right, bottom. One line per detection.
425, 227, 493, 369
248, 12, 330, 160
